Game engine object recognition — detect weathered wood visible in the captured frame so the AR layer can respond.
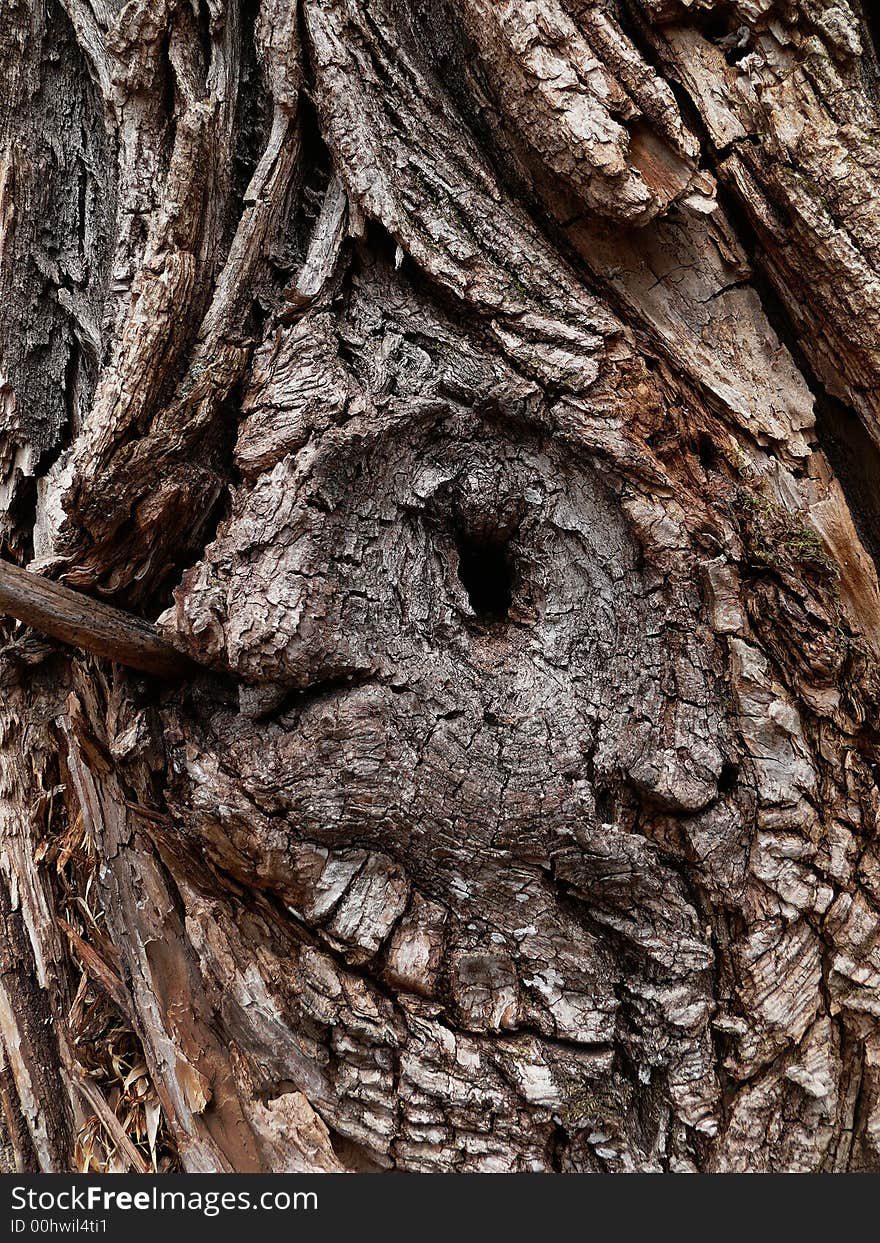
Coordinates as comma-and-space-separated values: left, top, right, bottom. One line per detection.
0, 561, 191, 679
3, 0, 880, 1175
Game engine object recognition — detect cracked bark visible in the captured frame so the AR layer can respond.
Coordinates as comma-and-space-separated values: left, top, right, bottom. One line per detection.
3, 0, 880, 1173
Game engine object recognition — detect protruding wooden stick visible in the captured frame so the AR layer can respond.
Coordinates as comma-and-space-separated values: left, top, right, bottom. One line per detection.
0, 559, 192, 678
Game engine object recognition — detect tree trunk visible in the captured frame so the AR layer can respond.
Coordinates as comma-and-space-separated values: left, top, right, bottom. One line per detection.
3, 0, 880, 1174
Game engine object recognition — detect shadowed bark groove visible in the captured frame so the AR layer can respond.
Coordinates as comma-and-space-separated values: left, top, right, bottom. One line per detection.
3, 0, 880, 1173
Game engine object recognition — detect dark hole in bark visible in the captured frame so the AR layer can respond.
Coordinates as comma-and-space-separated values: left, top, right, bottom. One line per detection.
718, 761, 739, 793
455, 531, 514, 621
595, 787, 614, 824
697, 431, 718, 472
699, 7, 736, 43
697, 6, 750, 64
724, 40, 751, 66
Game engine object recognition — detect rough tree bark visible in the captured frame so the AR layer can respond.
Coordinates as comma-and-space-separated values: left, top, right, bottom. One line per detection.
3, 0, 880, 1174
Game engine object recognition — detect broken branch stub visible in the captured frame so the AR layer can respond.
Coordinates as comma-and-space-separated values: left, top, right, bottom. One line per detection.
0, 560, 192, 679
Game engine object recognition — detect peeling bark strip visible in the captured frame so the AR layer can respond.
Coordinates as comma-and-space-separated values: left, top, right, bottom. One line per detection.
5, 0, 880, 1174
0, 561, 191, 678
